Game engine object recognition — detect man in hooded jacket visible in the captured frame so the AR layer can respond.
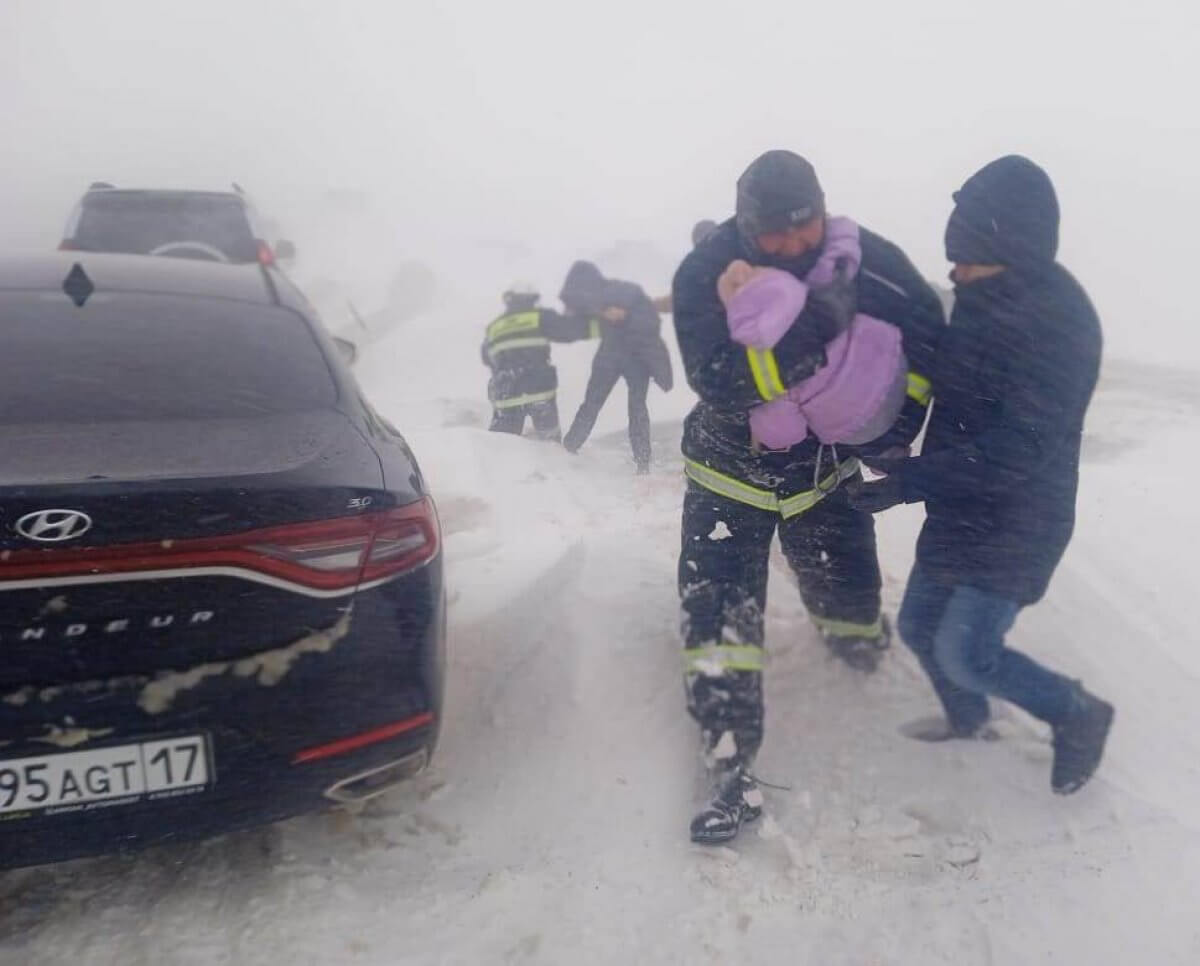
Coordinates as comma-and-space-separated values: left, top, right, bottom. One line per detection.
673, 150, 945, 843
559, 261, 673, 473
847, 155, 1113, 795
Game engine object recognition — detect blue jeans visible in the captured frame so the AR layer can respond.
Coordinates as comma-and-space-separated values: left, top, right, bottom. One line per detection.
897, 564, 1079, 728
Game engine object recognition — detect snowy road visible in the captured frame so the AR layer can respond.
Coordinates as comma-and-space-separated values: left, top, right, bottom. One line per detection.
3, 309, 1199, 965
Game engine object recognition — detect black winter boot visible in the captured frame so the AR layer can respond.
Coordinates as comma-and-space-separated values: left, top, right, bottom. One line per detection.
689, 767, 763, 845
1051, 688, 1114, 794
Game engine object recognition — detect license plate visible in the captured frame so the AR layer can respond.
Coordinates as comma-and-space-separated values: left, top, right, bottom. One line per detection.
0, 734, 211, 816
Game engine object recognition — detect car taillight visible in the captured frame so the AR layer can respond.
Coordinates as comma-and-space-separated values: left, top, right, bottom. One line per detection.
0, 500, 440, 594
256, 240, 275, 265
248, 501, 440, 589
58, 240, 76, 251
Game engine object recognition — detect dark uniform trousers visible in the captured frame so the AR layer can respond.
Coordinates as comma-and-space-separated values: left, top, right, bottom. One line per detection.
489, 397, 561, 440
678, 478, 882, 765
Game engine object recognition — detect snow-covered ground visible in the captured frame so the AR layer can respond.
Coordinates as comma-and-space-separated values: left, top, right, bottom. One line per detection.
4, 293, 1200, 965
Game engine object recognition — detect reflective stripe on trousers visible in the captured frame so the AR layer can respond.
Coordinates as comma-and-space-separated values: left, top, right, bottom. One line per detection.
683, 456, 861, 520
493, 389, 557, 410
809, 613, 883, 639
683, 642, 765, 675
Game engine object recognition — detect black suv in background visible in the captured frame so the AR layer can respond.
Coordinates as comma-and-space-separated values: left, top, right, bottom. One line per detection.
58, 183, 361, 362
60, 183, 295, 266
0, 253, 443, 868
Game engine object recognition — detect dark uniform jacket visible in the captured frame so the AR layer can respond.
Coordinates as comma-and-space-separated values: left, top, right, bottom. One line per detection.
671, 218, 944, 506
481, 307, 590, 405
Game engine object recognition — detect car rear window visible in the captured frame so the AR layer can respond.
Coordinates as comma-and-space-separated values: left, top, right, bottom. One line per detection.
0, 292, 338, 423
71, 193, 259, 263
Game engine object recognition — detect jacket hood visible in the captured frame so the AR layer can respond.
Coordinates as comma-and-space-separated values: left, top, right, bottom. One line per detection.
944, 155, 1059, 269
559, 260, 607, 314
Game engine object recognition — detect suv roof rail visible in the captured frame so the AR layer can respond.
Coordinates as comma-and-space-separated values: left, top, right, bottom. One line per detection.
88, 181, 116, 190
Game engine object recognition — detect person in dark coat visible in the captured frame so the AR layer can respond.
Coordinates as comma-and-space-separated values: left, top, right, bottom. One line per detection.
559, 261, 673, 473
674, 150, 945, 843
847, 155, 1114, 795
482, 282, 591, 440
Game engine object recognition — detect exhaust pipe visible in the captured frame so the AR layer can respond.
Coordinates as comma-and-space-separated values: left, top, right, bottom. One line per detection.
323, 749, 428, 806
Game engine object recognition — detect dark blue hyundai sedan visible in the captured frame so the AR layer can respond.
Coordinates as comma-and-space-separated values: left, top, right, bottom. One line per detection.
0, 253, 444, 869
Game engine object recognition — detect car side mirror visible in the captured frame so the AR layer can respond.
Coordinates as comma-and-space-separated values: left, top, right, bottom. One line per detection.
275, 239, 297, 261
332, 336, 358, 367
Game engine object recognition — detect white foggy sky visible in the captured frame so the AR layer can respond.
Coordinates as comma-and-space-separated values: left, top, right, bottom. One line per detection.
2, 0, 1198, 361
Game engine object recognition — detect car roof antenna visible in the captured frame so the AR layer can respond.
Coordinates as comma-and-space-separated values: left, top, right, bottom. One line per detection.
62, 263, 95, 307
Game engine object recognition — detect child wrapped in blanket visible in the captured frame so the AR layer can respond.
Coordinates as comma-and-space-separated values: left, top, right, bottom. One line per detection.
719, 217, 909, 451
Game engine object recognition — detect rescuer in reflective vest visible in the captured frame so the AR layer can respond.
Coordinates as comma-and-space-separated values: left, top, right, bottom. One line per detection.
482, 282, 594, 440
673, 150, 946, 844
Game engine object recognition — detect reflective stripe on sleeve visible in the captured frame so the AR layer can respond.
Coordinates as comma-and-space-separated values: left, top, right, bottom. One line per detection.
762, 350, 786, 397
746, 347, 786, 401
906, 372, 932, 407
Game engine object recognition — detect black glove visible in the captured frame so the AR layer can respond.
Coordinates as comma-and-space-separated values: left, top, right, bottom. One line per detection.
845, 474, 906, 514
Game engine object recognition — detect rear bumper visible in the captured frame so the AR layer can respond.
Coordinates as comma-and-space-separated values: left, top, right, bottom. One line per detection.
0, 565, 445, 870
0, 720, 435, 869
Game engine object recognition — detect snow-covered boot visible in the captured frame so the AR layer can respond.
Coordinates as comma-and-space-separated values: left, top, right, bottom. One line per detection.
1051, 688, 1114, 794
689, 767, 763, 845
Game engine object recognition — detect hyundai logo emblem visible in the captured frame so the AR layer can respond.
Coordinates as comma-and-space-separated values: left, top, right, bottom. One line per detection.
15, 509, 94, 543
